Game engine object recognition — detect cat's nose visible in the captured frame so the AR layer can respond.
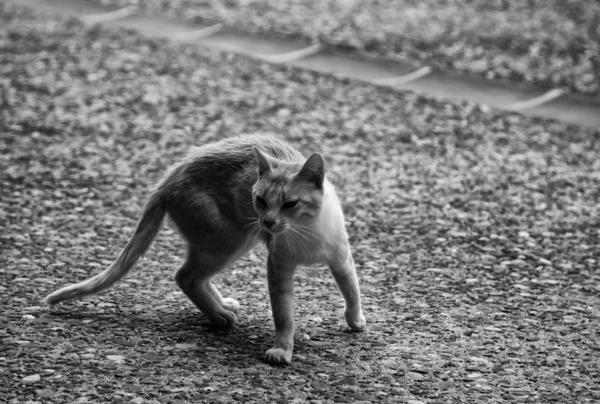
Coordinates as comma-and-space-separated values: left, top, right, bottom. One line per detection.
263, 219, 276, 229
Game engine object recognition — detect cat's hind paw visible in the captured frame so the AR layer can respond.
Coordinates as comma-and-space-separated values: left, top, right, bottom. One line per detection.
221, 297, 240, 313
265, 348, 292, 365
209, 309, 238, 328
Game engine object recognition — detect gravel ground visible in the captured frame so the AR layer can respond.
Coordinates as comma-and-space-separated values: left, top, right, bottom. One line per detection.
2, 2, 600, 404
104, 0, 600, 98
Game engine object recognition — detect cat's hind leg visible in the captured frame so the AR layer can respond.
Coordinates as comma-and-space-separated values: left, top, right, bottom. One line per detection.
174, 249, 239, 328
205, 281, 240, 312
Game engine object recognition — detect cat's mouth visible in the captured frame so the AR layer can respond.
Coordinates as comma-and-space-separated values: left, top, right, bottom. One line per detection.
261, 224, 288, 235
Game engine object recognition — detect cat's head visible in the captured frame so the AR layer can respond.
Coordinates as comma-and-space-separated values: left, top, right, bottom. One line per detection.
252, 147, 324, 234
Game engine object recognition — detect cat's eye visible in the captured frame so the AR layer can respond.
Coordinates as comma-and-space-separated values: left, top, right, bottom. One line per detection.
255, 196, 267, 208
282, 200, 299, 210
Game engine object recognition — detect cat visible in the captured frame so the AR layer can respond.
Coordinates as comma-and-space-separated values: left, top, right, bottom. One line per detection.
44, 134, 366, 365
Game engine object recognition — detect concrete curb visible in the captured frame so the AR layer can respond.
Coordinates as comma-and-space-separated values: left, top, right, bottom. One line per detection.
12, 0, 600, 128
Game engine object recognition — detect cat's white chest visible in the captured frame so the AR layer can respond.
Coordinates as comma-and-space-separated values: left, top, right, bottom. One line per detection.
271, 231, 327, 265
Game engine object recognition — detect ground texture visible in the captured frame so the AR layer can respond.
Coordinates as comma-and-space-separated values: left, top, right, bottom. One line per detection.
105, 0, 600, 98
1, 2, 600, 404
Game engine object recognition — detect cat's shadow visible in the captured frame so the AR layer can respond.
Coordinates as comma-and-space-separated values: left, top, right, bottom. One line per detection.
46, 305, 279, 366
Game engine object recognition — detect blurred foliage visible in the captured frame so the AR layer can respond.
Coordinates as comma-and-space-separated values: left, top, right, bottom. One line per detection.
106, 0, 600, 96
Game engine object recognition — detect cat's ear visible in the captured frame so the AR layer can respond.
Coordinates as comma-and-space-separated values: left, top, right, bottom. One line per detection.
253, 147, 271, 177
296, 153, 324, 189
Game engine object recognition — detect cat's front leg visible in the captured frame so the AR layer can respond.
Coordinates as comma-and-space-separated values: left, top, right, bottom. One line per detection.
265, 253, 296, 365
329, 245, 366, 331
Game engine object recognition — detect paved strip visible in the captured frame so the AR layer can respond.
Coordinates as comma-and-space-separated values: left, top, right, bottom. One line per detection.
504, 89, 565, 111
371, 66, 432, 86
168, 24, 223, 41
257, 44, 323, 64
9, 0, 600, 128
80, 5, 137, 25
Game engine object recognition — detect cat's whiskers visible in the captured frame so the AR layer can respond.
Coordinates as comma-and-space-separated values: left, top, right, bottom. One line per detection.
286, 226, 311, 256
291, 223, 321, 244
282, 229, 294, 252
242, 218, 262, 242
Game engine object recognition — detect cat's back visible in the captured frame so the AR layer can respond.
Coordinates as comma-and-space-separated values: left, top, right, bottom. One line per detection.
191, 133, 304, 164
163, 134, 304, 194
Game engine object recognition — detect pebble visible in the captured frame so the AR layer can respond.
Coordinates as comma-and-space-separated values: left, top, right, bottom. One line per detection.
408, 372, 425, 380
439, 380, 455, 389
175, 343, 196, 349
311, 381, 328, 391
22, 374, 41, 383
107, 355, 125, 363
380, 359, 398, 368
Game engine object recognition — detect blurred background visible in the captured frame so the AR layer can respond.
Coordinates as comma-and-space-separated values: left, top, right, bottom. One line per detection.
103, 0, 600, 98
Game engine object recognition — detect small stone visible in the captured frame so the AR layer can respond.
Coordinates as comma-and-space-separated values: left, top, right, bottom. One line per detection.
36, 389, 54, 398
277, 108, 291, 118
380, 359, 398, 368
22, 314, 35, 320
479, 104, 491, 113
175, 343, 196, 349
439, 380, 455, 389
311, 381, 328, 391
22, 374, 41, 383
408, 372, 424, 380
107, 355, 125, 363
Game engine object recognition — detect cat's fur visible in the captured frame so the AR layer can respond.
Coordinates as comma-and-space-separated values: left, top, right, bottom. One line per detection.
44, 134, 366, 365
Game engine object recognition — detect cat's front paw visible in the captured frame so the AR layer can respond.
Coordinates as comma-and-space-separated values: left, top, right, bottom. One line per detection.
345, 309, 366, 330
265, 348, 292, 365
221, 297, 240, 312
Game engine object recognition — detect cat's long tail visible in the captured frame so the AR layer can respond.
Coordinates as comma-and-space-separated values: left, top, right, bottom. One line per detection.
44, 190, 166, 305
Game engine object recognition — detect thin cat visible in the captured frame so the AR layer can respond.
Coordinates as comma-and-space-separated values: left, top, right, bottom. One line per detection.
44, 134, 366, 365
